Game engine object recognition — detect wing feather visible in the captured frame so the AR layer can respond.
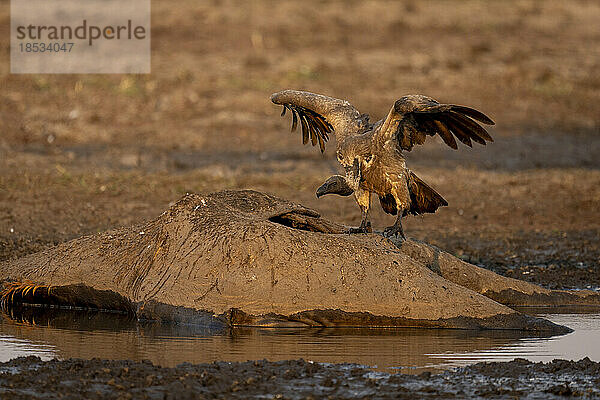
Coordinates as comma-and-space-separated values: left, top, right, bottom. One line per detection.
399, 122, 416, 150
291, 110, 298, 132
299, 113, 310, 145
309, 113, 331, 141
412, 128, 427, 146
309, 119, 318, 146
379, 95, 494, 151
448, 111, 494, 142
432, 120, 458, 149
278, 104, 333, 153
272, 90, 365, 153
317, 131, 326, 152
450, 105, 495, 125
437, 115, 472, 147
444, 115, 486, 145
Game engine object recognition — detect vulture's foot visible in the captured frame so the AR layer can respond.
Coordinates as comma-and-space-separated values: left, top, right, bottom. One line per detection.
383, 225, 406, 241
347, 221, 372, 234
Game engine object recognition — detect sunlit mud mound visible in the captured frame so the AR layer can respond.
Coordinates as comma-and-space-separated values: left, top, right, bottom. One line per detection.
1, 190, 597, 332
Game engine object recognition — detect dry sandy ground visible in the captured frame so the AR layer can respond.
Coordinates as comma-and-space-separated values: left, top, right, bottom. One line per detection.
1, 2, 599, 285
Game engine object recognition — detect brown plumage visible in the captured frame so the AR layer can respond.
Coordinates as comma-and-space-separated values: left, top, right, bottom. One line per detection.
380, 171, 449, 216
272, 90, 494, 239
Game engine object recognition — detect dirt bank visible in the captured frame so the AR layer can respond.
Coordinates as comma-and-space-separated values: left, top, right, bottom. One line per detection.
0, 356, 599, 399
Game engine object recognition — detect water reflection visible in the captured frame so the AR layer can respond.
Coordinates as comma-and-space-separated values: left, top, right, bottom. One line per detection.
428, 312, 600, 369
0, 306, 597, 373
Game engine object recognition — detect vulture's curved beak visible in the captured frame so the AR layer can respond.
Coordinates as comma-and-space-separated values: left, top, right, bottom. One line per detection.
316, 182, 330, 198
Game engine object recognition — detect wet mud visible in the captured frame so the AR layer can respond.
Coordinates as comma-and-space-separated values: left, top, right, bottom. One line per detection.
0, 356, 599, 399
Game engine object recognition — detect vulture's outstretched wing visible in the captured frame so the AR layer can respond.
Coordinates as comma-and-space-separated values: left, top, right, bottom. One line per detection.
278, 103, 333, 153
375, 95, 494, 151
271, 90, 370, 153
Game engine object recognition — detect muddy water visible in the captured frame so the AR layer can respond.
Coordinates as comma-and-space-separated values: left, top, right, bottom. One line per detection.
0, 308, 598, 373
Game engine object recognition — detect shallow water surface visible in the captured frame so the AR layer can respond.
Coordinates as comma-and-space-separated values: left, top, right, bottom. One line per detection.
0, 308, 598, 373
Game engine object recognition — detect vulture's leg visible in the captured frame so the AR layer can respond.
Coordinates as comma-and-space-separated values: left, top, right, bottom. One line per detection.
383, 180, 409, 240
348, 188, 372, 233
383, 213, 406, 241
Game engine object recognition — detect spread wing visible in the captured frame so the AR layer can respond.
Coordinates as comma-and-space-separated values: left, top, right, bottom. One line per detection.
279, 103, 333, 153
271, 90, 370, 153
375, 95, 494, 151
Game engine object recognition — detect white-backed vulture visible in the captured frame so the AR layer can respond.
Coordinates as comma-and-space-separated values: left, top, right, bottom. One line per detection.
271, 90, 494, 239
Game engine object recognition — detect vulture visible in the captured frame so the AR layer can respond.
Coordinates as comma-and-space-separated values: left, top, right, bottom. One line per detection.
271, 90, 494, 240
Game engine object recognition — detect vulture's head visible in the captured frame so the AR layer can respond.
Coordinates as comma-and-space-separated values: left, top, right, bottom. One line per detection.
316, 175, 354, 198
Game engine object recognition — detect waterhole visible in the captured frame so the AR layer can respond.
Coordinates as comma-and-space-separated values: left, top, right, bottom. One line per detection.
0, 307, 598, 373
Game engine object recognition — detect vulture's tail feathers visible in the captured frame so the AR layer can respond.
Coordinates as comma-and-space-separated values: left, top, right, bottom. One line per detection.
406, 171, 448, 215
379, 193, 398, 215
